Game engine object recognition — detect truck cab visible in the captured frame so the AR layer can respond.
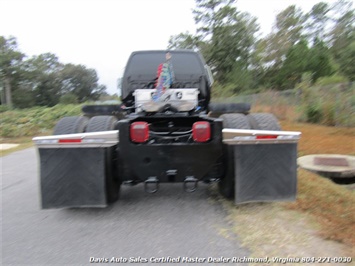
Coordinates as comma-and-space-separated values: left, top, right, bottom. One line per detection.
117, 50, 224, 190
121, 50, 213, 113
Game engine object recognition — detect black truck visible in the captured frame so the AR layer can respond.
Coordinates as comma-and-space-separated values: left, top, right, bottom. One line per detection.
33, 50, 301, 208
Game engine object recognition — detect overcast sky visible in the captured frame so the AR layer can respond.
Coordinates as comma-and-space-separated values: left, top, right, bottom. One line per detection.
0, 0, 344, 95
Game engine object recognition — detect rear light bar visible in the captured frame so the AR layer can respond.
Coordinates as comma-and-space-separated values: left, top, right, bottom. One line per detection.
222, 128, 301, 145
58, 139, 82, 143
32, 130, 119, 148
36, 138, 106, 145
256, 135, 278, 139
192, 121, 211, 143
130, 121, 149, 143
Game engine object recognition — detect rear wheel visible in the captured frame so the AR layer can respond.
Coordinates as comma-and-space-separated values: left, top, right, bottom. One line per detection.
86, 116, 118, 132
220, 113, 251, 129
105, 146, 121, 203
86, 115, 120, 202
209, 103, 251, 116
247, 113, 281, 130
218, 113, 251, 199
53, 116, 89, 135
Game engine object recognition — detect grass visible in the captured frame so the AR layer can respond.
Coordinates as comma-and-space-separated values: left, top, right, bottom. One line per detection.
0, 130, 54, 157
0, 104, 82, 156
285, 169, 355, 246
0, 136, 35, 157
281, 121, 355, 156
219, 120, 355, 260
0, 104, 82, 138
281, 121, 355, 247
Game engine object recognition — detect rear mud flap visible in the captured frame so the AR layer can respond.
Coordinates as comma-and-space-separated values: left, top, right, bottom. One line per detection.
234, 143, 297, 204
38, 147, 114, 209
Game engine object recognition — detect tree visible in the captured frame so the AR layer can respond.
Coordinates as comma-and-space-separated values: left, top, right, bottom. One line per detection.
61, 64, 106, 102
193, 0, 235, 37
328, 1, 354, 58
195, 0, 259, 81
277, 39, 310, 89
168, 32, 201, 50
337, 41, 355, 81
0, 36, 24, 107
170, 0, 259, 86
305, 2, 330, 42
21, 53, 63, 106
259, 6, 305, 70
253, 5, 307, 89
309, 39, 334, 82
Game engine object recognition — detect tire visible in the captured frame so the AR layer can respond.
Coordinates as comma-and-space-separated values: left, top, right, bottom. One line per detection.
105, 146, 121, 203
86, 116, 118, 132
209, 102, 251, 115
247, 113, 281, 130
86, 116, 120, 202
53, 116, 89, 135
220, 113, 251, 129
218, 113, 251, 199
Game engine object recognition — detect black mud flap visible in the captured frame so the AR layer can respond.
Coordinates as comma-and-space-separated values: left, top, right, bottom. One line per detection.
234, 143, 297, 204
38, 147, 115, 209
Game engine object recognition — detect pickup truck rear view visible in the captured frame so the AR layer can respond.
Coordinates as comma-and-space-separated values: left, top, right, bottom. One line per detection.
33, 50, 301, 208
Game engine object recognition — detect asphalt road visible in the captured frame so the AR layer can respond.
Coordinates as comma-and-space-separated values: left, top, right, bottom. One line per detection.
1, 148, 249, 265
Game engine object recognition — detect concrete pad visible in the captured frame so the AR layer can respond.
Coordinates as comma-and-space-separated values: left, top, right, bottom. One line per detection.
298, 154, 355, 178
0, 144, 19, 150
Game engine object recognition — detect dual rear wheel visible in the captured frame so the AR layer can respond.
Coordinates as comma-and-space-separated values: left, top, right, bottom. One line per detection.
53, 115, 118, 135
53, 113, 280, 201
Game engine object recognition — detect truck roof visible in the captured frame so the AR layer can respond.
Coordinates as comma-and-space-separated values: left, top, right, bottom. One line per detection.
121, 50, 211, 105
123, 50, 207, 79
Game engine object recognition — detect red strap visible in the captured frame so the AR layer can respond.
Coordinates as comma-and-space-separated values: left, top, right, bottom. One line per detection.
155, 63, 163, 87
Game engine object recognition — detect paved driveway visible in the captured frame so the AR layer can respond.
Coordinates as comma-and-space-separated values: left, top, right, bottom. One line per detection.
1, 148, 248, 265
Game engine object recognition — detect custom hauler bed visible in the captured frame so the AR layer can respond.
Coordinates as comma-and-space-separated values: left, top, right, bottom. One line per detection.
33, 50, 301, 208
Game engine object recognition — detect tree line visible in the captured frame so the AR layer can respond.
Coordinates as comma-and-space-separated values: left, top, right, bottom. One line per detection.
0, 36, 107, 108
168, 0, 355, 97
1, 0, 353, 108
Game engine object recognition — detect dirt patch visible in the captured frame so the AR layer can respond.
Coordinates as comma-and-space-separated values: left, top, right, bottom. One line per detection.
286, 169, 355, 247
216, 121, 354, 264
0, 137, 34, 157
281, 121, 355, 156
211, 188, 353, 266
0, 143, 19, 150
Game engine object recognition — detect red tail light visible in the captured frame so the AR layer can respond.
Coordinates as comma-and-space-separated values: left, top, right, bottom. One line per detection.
130, 122, 149, 143
192, 121, 211, 142
256, 135, 278, 139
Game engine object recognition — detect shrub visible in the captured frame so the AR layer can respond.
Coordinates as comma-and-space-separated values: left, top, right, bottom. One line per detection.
305, 103, 322, 123
321, 102, 336, 126
0, 104, 83, 138
0, 105, 10, 112
315, 75, 349, 86
59, 94, 78, 104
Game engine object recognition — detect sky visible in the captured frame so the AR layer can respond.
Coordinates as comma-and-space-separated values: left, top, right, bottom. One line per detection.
0, 0, 346, 95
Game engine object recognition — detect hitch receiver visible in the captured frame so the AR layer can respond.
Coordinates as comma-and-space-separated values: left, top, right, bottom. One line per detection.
184, 176, 198, 193
144, 177, 159, 193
